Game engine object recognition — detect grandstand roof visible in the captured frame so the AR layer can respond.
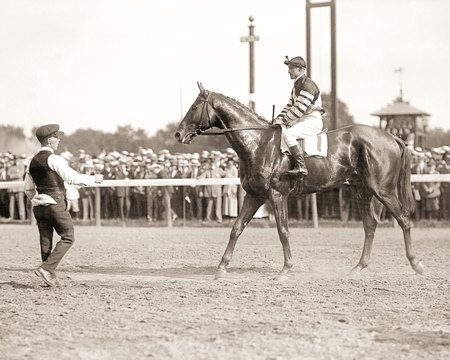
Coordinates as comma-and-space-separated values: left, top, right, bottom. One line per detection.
371, 97, 430, 117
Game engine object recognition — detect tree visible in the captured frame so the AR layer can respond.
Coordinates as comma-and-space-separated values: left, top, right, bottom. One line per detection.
112, 125, 151, 152
321, 93, 355, 130
424, 127, 450, 149
63, 126, 154, 155
0, 125, 38, 155
63, 128, 115, 155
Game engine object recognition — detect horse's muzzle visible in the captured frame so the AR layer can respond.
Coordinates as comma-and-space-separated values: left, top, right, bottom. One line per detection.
174, 130, 197, 144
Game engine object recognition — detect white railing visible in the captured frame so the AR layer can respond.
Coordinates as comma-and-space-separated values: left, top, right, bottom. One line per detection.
1, 174, 448, 190
1, 174, 449, 227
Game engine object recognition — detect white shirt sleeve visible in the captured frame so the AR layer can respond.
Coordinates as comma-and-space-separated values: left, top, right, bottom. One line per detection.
48, 154, 97, 186
24, 166, 37, 201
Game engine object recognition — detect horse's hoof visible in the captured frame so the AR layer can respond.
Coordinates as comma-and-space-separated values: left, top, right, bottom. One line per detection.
348, 266, 363, 277
214, 268, 227, 280
413, 260, 424, 275
275, 274, 288, 282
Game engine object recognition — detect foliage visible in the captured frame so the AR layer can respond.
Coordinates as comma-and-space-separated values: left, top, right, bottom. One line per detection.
424, 127, 450, 148
0, 125, 36, 154
0, 125, 26, 138
62, 125, 164, 154
62, 128, 116, 155
321, 93, 355, 130
3, 93, 450, 156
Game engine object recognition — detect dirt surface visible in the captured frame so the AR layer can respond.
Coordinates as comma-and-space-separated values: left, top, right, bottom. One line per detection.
1, 224, 449, 360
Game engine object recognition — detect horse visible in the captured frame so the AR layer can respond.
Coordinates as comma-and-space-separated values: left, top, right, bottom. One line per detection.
174, 82, 424, 280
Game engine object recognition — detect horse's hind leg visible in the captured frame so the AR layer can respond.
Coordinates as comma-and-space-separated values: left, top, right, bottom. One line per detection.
375, 193, 424, 275
215, 194, 265, 280
351, 189, 378, 274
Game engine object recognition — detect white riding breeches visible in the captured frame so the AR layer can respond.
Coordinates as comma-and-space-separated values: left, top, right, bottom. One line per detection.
282, 111, 323, 147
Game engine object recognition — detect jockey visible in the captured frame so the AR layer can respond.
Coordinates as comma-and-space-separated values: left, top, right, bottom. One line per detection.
274, 56, 325, 176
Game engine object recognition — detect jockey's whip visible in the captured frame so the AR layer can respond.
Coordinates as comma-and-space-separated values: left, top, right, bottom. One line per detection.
272, 105, 275, 124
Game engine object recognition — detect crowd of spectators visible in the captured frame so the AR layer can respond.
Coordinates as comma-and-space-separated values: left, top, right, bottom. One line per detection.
1, 144, 450, 224
0, 147, 241, 225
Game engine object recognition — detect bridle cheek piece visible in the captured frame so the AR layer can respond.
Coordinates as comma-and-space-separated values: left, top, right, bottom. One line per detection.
196, 93, 214, 135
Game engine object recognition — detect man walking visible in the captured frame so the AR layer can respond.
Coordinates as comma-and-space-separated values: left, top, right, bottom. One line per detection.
24, 124, 103, 287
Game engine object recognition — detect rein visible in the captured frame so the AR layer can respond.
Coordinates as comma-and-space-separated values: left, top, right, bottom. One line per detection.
201, 126, 277, 135
197, 93, 277, 136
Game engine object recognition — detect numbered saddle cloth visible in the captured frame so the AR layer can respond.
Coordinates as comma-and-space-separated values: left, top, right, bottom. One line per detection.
281, 129, 328, 158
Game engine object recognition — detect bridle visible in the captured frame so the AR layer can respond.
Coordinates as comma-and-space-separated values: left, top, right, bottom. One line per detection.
195, 92, 277, 136
195, 92, 214, 136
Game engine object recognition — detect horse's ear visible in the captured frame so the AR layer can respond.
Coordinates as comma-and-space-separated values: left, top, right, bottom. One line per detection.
197, 81, 206, 93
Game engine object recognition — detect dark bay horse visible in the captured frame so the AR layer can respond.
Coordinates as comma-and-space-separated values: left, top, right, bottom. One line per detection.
175, 83, 424, 280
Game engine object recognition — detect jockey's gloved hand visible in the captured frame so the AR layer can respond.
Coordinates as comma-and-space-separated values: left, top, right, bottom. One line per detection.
273, 117, 285, 126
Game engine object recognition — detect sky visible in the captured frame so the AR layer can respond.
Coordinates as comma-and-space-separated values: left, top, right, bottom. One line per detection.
0, 0, 449, 138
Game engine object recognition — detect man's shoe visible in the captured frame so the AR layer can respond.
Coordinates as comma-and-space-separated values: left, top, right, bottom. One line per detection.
50, 272, 60, 286
34, 267, 57, 287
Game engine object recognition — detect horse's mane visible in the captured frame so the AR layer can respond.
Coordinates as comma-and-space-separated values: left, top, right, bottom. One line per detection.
213, 92, 269, 125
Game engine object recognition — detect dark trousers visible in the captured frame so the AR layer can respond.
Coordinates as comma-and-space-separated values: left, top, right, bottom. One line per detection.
188, 190, 203, 221
33, 198, 74, 273
116, 195, 131, 221
440, 188, 450, 220
146, 189, 156, 220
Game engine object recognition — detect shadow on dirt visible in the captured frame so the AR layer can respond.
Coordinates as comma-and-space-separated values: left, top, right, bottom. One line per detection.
373, 328, 450, 348
0, 266, 279, 285
75, 265, 276, 278
0, 281, 35, 289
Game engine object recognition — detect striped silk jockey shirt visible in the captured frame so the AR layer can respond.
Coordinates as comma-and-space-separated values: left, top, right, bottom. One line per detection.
278, 74, 325, 126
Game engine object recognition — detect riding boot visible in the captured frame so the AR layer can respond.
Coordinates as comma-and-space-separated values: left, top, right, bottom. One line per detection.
285, 144, 308, 176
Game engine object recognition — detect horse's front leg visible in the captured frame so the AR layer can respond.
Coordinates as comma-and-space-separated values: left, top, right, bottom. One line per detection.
215, 194, 265, 280
269, 190, 293, 281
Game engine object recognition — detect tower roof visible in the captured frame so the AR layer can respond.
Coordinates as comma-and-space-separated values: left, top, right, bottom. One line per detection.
371, 97, 430, 117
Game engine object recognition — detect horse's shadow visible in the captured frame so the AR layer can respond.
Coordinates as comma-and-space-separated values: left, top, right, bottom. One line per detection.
0, 266, 278, 288
75, 265, 276, 279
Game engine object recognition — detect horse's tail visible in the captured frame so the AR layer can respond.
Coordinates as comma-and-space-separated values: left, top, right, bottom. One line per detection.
396, 139, 416, 214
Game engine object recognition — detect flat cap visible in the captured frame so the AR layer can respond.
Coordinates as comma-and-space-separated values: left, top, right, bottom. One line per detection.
284, 56, 306, 68
35, 124, 64, 142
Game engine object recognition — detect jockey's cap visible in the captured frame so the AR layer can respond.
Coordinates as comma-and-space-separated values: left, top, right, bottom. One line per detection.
284, 56, 306, 68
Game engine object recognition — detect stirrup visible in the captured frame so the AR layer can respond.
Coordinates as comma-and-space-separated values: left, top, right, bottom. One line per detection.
285, 167, 308, 176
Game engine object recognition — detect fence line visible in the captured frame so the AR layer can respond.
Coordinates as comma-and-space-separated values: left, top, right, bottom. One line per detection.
0, 178, 240, 189
1, 174, 450, 190
1, 174, 449, 227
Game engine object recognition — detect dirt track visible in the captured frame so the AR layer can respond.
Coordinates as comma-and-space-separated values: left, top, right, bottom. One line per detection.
1, 224, 449, 360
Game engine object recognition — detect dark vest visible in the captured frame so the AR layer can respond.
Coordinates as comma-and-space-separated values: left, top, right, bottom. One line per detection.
29, 150, 65, 195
